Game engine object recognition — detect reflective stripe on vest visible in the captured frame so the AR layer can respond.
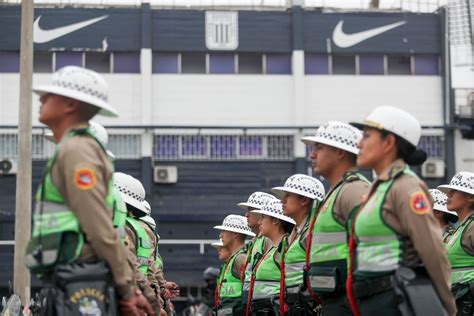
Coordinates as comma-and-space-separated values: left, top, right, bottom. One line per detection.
126, 217, 152, 275
26, 128, 115, 272
284, 227, 307, 289
446, 215, 474, 284
252, 246, 281, 300
353, 167, 415, 277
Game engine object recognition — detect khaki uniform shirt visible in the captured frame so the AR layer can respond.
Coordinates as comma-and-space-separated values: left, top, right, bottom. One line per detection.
124, 224, 161, 314
368, 159, 456, 315
230, 245, 247, 279
459, 212, 474, 255
51, 126, 133, 298
331, 170, 370, 226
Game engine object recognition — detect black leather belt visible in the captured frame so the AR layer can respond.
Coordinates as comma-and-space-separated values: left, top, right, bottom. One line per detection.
352, 275, 393, 299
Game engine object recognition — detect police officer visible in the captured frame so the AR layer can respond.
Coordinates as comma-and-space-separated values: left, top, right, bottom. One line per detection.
26, 66, 152, 315
429, 189, 458, 242
214, 215, 256, 315
114, 172, 162, 314
237, 192, 276, 310
346, 106, 456, 316
141, 207, 179, 316
438, 172, 474, 315
301, 121, 369, 315
271, 174, 325, 315
212, 239, 232, 312
247, 200, 295, 315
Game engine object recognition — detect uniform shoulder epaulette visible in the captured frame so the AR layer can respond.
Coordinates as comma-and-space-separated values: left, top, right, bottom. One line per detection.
343, 171, 361, 183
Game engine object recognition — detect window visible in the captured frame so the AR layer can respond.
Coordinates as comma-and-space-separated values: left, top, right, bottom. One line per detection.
33, 52, 52, 73
332, 55, 356, 75
239, 136, 263, 157
55, 52, 82, 70
182, 136, 207, 157
267, 135, 293, 160
209, 53, 234, 74
419, 135, 444, 159
210, 135, 236, 158
153, 52, 179, 74
414, 55, 439, 75
266, 53, 291, 75
154, 135, 179, 160
114, 52, 140, 73
85, 52, 110, 73
0, 134, 17, 157
359, 55, 384, 75
305, 53, 329, 75
108, 135, 141, 159
387, 55, 411, 75
238, 53, 262, 74
181, 53, 206, 74
0, 52, 19, 73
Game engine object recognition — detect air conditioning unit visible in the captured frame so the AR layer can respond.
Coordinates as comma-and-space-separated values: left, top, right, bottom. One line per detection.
421, 159, 445, 179
153, 166, 178, 184
0, 159, 17, 175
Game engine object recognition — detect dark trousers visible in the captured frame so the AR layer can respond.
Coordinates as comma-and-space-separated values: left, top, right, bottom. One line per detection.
321, 294, 352, 316
456, 290, 474, 316
358, 290, 401, 316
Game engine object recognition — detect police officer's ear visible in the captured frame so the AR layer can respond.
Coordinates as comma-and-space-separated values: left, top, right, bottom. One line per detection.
380, 132, 397, 154
299, 196, 311, 208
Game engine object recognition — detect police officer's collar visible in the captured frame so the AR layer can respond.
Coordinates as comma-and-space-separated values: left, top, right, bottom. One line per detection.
56, 122, 90, 145
376, 159, 406, 181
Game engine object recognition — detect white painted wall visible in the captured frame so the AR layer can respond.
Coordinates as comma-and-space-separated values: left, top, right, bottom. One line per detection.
454, 131, 474, 172
0, 73, 443, 127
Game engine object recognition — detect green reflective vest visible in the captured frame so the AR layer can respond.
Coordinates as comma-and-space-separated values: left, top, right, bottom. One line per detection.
242, 235, 266, 301
308, 173, 368, 292
284, 223, 308, 293
446, 215, 474, 285
25, 128, 115, 274
112, 188, 128, 241
126, 217, 152, 275
218, 248, 245, 315
252, 245, 281, 300
353, 167, 415, 279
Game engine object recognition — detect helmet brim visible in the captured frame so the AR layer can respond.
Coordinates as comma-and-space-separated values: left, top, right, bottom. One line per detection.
33, 84, 118, 117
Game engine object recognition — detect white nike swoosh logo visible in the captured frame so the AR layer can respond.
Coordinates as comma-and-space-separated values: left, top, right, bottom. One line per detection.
33, 15, 108, 44
332, 20, 406, 48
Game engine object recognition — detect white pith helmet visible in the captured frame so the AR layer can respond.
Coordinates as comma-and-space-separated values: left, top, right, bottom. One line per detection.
214, 215, 256, 237
33, 66, 118, 117
301, 121, 362, 155
272, 174, 325, 201
113, 172, 148, 216
211, 239, 224, 248
350, 106, 421, 147
251, 200, 295, 224
88, 121, 115, 159
141, 215, 156, 231
428, 189, 457, 216
438, 171, 474, 196
237, 192, 277, 210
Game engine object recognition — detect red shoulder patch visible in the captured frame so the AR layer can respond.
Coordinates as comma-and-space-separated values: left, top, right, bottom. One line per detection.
73, 167, 97, 190
409, 191, 430, 215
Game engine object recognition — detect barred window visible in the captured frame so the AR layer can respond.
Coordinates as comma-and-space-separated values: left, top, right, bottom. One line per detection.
239, 135, 263, 157
182, 135, 208, 158
0, 133, 55, 160
419, 135, 444, 159
154, 134, 293, 161
108, 135, 141, 159
0, 134, 17, 158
